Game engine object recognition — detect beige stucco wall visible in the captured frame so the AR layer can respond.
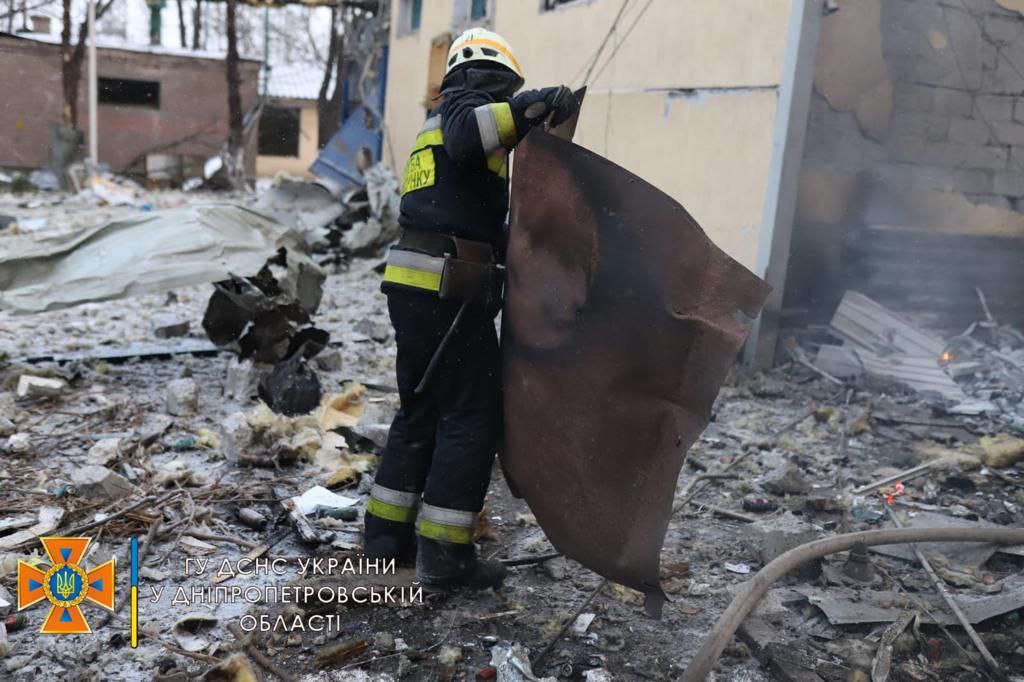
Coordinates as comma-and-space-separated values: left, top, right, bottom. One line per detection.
257, 103, 319, 179
384, 0, 793, 270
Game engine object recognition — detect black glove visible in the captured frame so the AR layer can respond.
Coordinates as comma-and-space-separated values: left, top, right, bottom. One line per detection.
510, 86, 578, 130
546, 85, 578, 127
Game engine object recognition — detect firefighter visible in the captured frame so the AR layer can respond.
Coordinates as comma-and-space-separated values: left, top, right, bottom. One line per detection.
362, 28, 578, 590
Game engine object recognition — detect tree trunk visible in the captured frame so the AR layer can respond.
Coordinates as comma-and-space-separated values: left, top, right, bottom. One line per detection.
225, 0, 244, 185
176, 0, 186, 47
191, 0, 201, 49
62, 0, 116, 130
316, 7, 343, 148
60, 0, 76, 127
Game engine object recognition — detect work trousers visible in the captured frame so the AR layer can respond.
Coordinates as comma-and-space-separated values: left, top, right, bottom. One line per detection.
373, 289, 501, 515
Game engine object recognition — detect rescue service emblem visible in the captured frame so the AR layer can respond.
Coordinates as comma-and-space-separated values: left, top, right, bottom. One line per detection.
17, 536, 115, 634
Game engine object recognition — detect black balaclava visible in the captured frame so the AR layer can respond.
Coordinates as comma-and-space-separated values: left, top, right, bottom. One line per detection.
440, 61, 523, 100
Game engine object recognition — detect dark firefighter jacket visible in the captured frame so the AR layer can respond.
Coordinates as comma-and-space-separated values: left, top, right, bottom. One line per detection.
397, 88, 541, 254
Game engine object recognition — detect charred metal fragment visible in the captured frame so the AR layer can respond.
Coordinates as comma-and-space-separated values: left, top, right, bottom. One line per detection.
257, 344, 323, 417
202, 247, 327, 366
202, 246, 328, 415
501, 129, 770, 618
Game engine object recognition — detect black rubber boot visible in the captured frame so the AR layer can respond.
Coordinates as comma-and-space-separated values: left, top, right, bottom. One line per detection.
416, 536, 507, 591
362, 514, 417, 566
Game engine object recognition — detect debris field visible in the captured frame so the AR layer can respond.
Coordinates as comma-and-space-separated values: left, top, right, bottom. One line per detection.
1, 189, 1024, 681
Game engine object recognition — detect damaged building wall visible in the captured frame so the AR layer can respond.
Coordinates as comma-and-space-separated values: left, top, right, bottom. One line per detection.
0, 34, 261, 175
784, 0, 1024, 331
383, 0, 793, 271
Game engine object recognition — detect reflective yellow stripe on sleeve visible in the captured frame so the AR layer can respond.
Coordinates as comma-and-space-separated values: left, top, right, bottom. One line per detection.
487, 151, 508, 179
474, 102, 518, 154
492, 102, 516, 147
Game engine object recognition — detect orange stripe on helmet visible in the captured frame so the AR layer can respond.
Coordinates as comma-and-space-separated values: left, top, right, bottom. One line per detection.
451, 37, 523, 78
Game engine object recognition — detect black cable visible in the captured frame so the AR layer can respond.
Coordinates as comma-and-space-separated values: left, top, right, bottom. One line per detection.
588, 0, 657, 85
581, 0, 626, 86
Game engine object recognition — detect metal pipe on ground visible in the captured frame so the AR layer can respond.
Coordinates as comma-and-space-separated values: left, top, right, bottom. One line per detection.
681, 527, 1024, 682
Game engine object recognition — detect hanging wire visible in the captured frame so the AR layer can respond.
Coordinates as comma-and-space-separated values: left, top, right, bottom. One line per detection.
587, 0, 657, 86
581, 0, 626, 86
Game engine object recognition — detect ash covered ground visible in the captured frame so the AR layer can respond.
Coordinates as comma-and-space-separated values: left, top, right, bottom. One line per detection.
1, 191, 1023, 682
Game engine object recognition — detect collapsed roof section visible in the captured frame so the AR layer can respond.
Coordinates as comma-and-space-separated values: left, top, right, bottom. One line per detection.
0, 204, 318, 315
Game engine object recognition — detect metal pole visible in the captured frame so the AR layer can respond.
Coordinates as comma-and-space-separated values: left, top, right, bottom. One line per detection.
261, 6, 269, 97
87, 0, 98, 171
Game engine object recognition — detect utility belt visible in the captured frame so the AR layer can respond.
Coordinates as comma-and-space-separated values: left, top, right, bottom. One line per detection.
382, 228, 504, 308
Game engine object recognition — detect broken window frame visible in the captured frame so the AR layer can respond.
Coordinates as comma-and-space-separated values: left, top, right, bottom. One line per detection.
452, 0, 492, 30
397, 0, 422, 35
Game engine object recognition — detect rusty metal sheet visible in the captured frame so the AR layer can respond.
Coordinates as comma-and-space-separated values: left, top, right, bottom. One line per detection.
501, 129, 770, 618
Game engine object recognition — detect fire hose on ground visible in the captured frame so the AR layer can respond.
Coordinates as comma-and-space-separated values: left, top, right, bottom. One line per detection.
681, 527, 1024, 682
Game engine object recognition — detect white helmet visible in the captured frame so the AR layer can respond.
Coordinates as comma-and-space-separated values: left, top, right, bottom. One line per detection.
446, 28, 524, 82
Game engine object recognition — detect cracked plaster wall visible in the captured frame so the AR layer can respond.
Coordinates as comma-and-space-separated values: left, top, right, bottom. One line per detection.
786, 0, 1024, 329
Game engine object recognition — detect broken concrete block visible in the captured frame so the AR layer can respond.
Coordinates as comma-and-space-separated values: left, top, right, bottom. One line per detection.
747, 513, 822, 567
16, 374, 65, 399
70, 465, 135, 499
87, 437, 123, 466
314, 349, 343, 373
6, 433, 31, 455
223, 357, 257, 401
354, 318, 390, 342
152, 313, 191, 339
0, 417, 14, 438
166, 378, 199, 416
762, 462, 812, 496
220, 411, 253, 462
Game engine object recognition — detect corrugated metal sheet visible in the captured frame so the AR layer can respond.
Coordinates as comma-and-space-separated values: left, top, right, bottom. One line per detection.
830, 290, 945, 357
854, 348, 965, 399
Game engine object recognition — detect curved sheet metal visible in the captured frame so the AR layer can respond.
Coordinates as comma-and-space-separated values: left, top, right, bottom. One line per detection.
501, 129, 770, 618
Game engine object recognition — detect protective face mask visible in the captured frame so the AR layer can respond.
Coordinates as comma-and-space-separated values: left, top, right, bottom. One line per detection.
443, 67, 523, 99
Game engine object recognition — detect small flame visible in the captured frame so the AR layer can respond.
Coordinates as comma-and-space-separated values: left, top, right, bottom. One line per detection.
939, 351, 953, 365
882, 481, 906, 506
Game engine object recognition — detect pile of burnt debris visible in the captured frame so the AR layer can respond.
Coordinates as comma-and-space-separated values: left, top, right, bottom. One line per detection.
1, 174, 1023, 678
788, 290, 1024, 436
253, 165, 401, 266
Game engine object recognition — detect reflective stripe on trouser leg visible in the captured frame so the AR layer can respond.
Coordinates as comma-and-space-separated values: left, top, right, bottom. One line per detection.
366, 483, 420, 524
416, 502, 477, 544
